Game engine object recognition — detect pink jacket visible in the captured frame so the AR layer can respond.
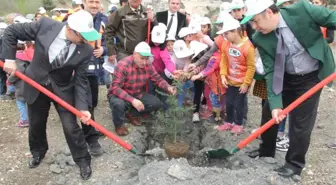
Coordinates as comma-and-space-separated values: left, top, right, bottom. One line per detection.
151, 46, 176, 74
16, 47, 34, 62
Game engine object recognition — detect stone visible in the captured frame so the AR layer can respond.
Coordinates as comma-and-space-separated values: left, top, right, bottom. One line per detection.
167, 164, 193, 180
263, 157, 277, 164
115, 162, 123, 169
292, 175, 302, 182
50, 164, 62, 174
62, 147, 71, 156
63, 166, 71, 174
56, 176, 66, 185
307, 170, 314, 175
266, 175, 278, 185
65, 156, 76, 166
45, 156, 56, 165
59, 161, 66, 169
317, 124, 324, 129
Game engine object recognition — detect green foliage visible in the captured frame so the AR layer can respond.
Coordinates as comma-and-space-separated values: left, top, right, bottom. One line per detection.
154, 80, 194, 143
42, 0, 56, 11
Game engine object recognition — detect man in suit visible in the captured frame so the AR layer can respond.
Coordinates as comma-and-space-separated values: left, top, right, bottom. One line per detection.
156, 0, 187, 39
241, 0, 336, 178
1, 10, 101, 180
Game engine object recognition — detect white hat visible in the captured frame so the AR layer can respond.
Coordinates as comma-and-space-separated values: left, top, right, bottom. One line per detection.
73, 0, 83, 4
178, 27, 193, 38
276, 0, 291, 6
134, 42, 153, 57
189, 41, 208, 59
189, 21, 201, 34
173, 40, 194, 59
240, 0, 274, 24
220, 2, 232, 13
68, 10, 101, 41
166, 35, 176, 41
230, 0, 245, 10
215, 11, 232, 24
200, 17, 211, 25
151, 23, 167, 44
14, 16, 30, 24
217, 15, 241, 34
0, 22, 7, 29
38, 7, 46, 14
18, 40, 26, 44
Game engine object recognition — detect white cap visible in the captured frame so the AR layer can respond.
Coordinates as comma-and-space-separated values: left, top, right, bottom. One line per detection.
230, 0, 245, 10
0, 22, 7, 29
134, 42, 153, 57
189, 41, 208, 59
200, 17, 211, 25
68, 10, 101, 41
276, 0, 291, 6
220, 2, 232, 13
178, 27, 193, 38
166, 35, 176, 41
217, 15, 241, 34
73, 0, 83, 4
173, 40, 194, 59
240, 0, 274, 24
38, 7, 46, 14
189, 21, 201, 34
151, 23, 167, 44
14, 16, 31, 24
18, 40, 26, 44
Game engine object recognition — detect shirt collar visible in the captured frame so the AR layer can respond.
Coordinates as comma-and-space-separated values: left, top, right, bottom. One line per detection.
168, 11, 177, 17
129, 5, 141, 12
277, 13, 287, 29
58, 26, 67, 40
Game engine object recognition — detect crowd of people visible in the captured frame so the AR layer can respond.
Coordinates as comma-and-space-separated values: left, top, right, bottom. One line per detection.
0, 0, 335, 181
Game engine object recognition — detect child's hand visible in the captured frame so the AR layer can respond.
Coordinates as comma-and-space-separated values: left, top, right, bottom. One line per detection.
171, 70, 183, 80
191, 74, 202, 81
239, 84, 249, 94
221, 76, 228, 88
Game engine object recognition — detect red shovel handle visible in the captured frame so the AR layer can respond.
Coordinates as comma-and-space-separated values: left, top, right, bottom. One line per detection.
0, 61, 136, 154
235, 72, 336, 152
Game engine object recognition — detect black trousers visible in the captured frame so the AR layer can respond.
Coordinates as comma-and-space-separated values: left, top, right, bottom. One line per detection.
81, 75, 100, 143
259, 71, 321, 172
226, 86, 247, 125
193, 80, 204, 113
109, 93, 162, 128
28, 90, 91, 166
0, 68, 7, 95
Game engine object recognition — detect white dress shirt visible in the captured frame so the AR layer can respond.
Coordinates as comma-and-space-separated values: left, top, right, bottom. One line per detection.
48, 26, 76, 63
167, 11, 178, 38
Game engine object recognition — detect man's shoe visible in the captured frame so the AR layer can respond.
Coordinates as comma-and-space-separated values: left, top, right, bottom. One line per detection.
276, 137, 289, 152
115, 126, 129, 136
246, 149, 274, 159
79, 165, 92, 180
126, 113, 142, 126
275, 166, 301, 178
28, 156, 44, 168
88, 142, 103, 157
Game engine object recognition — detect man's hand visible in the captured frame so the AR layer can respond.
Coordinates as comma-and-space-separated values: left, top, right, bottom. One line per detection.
191, 74, 202, 81
93, 47, 104, 58
80, 110, 91, 125
146, 9, 154, 22
271, 109, 286, 124
108, 55, 116, 63
4, 61, 17, 75
221, 75, 228, 88
167, 86, 177, 95
132, 98, 145, 112
239, 84, 249, 94
187, 64, 196, 71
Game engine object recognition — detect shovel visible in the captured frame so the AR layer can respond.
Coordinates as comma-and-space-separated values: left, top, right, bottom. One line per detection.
0, 61, 154, 156
207, 72, 336, 159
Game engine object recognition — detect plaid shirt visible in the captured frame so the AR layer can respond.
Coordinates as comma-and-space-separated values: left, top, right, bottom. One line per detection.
109, 56, 170, 103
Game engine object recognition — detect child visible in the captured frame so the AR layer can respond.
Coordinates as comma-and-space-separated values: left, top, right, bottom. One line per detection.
178, 27, 194, 46
217, 16, 255, 134
8, 40, 35, 127
191, 51, 226, 122
200, 17, 214, 47
166, 35, 175, 55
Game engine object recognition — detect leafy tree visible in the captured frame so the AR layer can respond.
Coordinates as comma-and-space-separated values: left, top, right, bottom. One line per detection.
42, 0, 56, 12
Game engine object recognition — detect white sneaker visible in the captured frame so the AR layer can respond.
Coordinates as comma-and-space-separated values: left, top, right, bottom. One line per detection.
276, 137, 289, 152
192, 113, 200, 123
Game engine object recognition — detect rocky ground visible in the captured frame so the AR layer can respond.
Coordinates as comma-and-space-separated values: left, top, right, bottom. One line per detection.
0, 84, 336, 185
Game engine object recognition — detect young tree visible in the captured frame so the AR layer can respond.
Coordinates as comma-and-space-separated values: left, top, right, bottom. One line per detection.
42, 0, 56, 12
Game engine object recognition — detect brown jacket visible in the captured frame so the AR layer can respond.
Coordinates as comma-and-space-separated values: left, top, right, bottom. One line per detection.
105, 3, 153, 56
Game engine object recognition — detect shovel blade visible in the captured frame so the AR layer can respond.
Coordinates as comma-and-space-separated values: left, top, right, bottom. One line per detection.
206, 149, 232, 159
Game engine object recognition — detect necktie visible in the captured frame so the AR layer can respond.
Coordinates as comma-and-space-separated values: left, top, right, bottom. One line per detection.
51, 40, 72, 69
272, 28, 286, 95
166, 14, 174, 34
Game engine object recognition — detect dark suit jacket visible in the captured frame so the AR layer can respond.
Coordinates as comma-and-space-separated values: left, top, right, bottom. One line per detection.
156, 10, 187, 38
0, 17, 93, 110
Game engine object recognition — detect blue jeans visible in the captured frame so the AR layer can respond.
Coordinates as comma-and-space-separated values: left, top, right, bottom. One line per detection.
104, 69, 112, 89
16, 99, 28, 121
177, 80, 194, 107
209, 91, 221, 108
278, 117, 287, 133
8, 84, 15, 93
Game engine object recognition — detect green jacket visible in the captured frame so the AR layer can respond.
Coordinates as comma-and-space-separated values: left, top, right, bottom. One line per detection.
253, 0, 336, 111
